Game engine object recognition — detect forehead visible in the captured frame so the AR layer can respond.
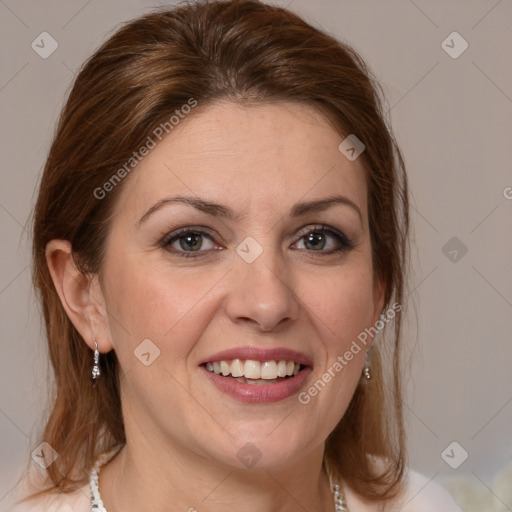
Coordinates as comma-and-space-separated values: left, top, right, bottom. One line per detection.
112, 100, 368, 222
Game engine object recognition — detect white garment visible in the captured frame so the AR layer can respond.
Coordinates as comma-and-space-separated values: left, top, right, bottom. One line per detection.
379, 470, 464, 511
7, 449, 463, 512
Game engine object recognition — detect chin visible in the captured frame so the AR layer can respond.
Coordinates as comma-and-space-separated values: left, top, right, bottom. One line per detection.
200, 427, 318, 471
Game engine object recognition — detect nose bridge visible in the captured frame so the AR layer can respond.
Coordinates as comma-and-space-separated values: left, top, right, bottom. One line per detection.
225, 235, 300, 331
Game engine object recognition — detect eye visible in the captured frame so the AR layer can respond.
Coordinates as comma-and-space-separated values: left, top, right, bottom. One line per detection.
161, 227, 218, 258
160, 224, 354, 259
294, 225, 354, 254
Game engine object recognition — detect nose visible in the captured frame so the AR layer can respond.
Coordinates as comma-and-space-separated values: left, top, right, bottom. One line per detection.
224, 247, 300, 333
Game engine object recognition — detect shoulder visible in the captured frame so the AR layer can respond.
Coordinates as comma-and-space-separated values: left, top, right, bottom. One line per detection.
7, 446, 122, 512
395, 468, 464, 511
8, 474, 90, 512
343, 464, 463, 512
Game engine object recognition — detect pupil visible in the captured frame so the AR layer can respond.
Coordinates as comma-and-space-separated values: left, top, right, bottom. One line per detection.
181, 234, 201, 251
306, 232, 325, 250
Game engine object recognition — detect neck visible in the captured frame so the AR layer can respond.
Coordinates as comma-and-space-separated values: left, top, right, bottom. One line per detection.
99, 436, 334, 512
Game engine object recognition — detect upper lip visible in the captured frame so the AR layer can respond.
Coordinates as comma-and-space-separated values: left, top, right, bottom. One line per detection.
199, 346, 313, 367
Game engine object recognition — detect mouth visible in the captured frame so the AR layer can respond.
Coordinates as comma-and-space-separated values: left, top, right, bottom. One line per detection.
199, 347, 312, 403
202, 359, 305, 385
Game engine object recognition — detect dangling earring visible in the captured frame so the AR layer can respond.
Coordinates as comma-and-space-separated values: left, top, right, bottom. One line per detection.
91, 340, 101, 382
363, 331, 379, 380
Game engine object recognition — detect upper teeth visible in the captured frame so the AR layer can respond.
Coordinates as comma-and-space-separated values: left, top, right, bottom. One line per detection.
205, 360, 301, 380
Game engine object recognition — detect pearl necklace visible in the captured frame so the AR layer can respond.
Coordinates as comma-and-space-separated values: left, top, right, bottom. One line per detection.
325, 459, 349, 512
90, 455, 349, 512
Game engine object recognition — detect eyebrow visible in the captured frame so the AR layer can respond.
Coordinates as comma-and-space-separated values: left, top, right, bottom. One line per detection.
137, 194, 363, 226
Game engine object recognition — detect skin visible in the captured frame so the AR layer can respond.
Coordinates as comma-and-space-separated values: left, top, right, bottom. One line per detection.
46, 101, 387, 511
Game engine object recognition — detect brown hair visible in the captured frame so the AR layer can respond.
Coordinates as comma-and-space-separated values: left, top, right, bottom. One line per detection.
23, 0, 410, 504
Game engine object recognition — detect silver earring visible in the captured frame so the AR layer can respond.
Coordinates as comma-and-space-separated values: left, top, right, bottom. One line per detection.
91, 340, 101, 381
363, 330, 380, 380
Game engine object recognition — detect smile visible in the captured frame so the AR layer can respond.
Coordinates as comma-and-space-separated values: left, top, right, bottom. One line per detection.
200, 347, 312, 403
204, 359, 302, 382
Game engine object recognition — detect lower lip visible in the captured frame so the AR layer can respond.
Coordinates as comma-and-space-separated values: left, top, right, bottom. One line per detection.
200, 366, 312, 404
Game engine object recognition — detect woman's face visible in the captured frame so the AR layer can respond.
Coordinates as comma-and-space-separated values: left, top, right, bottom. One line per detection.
95, 100, 384, 470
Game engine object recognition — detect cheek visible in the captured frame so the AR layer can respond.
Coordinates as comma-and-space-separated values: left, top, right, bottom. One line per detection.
102, 253, 220, 362
303, 263, 376, 346
295, 266, 374, 426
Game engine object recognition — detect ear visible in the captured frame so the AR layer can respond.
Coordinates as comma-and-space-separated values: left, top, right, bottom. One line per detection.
45, 239, 114, 353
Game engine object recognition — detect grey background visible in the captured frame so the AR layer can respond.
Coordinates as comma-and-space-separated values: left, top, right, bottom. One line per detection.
1, 0, 511, 510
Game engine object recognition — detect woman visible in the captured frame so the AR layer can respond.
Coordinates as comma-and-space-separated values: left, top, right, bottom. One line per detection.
9, 0, 462, 510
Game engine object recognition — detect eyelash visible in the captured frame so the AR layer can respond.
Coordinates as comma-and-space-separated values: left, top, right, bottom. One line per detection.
160, 225, 354, 259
